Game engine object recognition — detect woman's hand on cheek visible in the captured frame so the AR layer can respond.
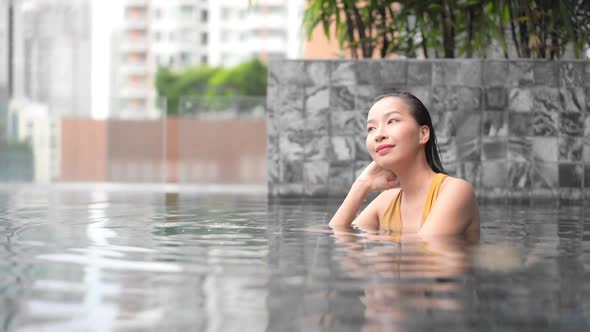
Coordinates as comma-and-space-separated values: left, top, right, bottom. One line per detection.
356, 162, 399, 192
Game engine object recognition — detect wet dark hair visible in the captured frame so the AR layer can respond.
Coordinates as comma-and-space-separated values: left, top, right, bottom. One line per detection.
372, 92, 446, 174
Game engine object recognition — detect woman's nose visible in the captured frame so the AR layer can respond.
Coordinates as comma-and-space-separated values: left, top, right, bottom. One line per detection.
374, 128, 387, 142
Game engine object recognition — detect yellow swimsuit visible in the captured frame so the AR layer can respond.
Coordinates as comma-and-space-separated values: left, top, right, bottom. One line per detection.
380, 173, 448, 232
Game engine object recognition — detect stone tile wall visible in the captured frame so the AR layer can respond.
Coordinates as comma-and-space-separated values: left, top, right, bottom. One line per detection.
267, 60, 590, 204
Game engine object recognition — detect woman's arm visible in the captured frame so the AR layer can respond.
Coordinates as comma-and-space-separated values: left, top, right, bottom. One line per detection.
328, 180, 371, 228
329, 162, 399, 229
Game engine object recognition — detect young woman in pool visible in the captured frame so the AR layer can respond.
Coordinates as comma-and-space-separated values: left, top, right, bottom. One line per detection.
329, 92, 480, 235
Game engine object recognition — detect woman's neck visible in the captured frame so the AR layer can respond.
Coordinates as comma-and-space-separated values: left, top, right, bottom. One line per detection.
394, 159, 437, 197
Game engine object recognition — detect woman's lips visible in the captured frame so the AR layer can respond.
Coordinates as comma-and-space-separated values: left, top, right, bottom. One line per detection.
376, 144, 394, 155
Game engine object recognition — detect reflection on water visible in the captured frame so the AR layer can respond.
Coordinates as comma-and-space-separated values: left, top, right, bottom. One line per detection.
0, 186, 588, 331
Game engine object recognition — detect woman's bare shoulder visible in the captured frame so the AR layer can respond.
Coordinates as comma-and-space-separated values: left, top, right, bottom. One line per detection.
440, 175, 475, 194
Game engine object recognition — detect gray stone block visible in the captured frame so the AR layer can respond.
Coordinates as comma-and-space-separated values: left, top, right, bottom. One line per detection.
534, 61, 559, 87
507, 112, 533, 136
328, 162, 354, 196
330, 136, 355, 162
303, 160, 329, 185
584, 115, 590, 162
432, 86, 480, 112
303, 108, 329, 137
278, 184, 304, 196
407, 61, 432, 85
354, 85, 377, 111
330, 86, 355, 111
432, 111, 456, 137
267, 84, 280, 111
355, 60, 383, 85
437, 136, 457, 165
560, 112, 584, 136
354, 161, 370, 179
432, 60, 481, 87
559, 88, 585, 113
457, 136, 481, 161
405, 86, 432, 111
279, 134, 304, 161
304, 184, 329, 197
353, 134, 371, 161
379, 60, 408, 86
304, 136, 331, 161
508, 88, 533, 112
331, 110, 365, 135
331, 61, 357, 86
483, 61, 508, 87
508, 60, 535, 86
267, 61, 281, 86
558, 163, 583, 188
485, 87, 507, 110
532, 110, 559, 137
481, 160, 509, 188
508, 136, 533, 161
278, 105, 304, 136
585, 63, 590, 88
273, 61, 306, 86
280, 159, 303, 183
456, 112, 481, 139
507, 161, 533, 189
482, 111, 508, 136
268, 158, 280, 183
278, 86, 304, 116
533, 87, 561, 113
305, 87, 330, 114
457, 162, 481, 187
531, 137, 559, 161
482, 137, 507, 160
558, 136, 583, 162
304, 61, 331, 87
266, 113, 278, 137
267, 136, 279, 160
560, 61, 584, 87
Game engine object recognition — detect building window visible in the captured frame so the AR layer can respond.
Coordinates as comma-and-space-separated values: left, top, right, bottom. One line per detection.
180, 52, 191, 64
221, 8, 231, 19
201, 55, 208, 65
201, 10, 208, 22
154, 31, 162, 41
201, 32, 208, 45
180, 5, 193, 16
154, 8, 162, 18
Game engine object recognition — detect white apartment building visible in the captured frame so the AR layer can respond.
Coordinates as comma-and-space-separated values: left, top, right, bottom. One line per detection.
8, 98, 60, 182
11, 0, 91, 117
207, 0, 305, 66
116, 0, 209, 119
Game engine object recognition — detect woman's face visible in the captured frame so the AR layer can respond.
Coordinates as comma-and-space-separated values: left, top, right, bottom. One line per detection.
365, 97, 429, 168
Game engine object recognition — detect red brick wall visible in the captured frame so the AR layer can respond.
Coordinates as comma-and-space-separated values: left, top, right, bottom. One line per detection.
60, 118, 266, 183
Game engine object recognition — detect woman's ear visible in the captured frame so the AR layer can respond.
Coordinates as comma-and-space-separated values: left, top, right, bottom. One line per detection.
419, 125, 430, 145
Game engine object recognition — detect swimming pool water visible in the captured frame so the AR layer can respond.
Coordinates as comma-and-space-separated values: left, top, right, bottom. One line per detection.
0, 186, 589, 331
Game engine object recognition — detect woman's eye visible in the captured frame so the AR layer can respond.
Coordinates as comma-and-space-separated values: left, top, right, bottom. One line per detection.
388, 118, 398, 124
367, 127, 374, 133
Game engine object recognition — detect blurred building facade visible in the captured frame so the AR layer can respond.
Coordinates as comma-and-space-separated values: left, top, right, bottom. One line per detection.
11, 0, 91, 117
114, 0, 209, 119
8, 99, 60, 182
207, 0, 305, 66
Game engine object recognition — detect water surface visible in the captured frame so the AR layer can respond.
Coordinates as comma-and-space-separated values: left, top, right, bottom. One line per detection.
0, 186, 588, 331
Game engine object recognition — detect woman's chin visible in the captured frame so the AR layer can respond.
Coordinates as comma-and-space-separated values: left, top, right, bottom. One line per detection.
374, 158, 397, 170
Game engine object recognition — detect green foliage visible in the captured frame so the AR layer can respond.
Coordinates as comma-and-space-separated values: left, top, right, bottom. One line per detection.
303, 0, 590, 59
154, 58, 267, 115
